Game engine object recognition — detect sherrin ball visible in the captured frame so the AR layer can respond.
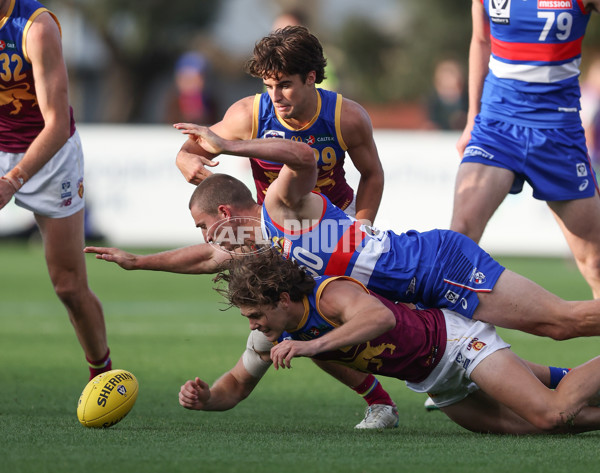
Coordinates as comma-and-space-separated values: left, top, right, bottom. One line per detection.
77, 369, 139, 428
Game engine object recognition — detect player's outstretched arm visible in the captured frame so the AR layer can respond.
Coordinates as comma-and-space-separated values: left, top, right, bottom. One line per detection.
174, 122, 316, 173
179, 356, 263, 411
84, 243, 231, 274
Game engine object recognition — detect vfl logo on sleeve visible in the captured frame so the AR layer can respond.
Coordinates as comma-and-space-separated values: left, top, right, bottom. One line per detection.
489, 0, 511, 24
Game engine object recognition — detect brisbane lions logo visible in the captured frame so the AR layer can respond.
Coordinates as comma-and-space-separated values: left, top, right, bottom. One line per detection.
0, 83, 38, 115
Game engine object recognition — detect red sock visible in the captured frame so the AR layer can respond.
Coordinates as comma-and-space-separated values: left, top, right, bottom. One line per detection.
86, 348, 112, 380
352, 374, 395, 407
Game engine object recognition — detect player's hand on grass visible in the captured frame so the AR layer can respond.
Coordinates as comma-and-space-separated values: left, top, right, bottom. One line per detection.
270, 340, 318, 370
179, 377, 211, 410
84, 246, 139, 270
174, 123, 226, 158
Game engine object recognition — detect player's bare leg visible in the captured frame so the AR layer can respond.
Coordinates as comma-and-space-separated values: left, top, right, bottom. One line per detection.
442, 349, 600, 434
450, 162, 514, 243
35, 209, 109, 374
474, 269, 600, 340
548, 195, 600, 299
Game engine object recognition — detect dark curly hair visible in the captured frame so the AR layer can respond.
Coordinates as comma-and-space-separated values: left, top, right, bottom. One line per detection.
214, 248, 315, 308
244, 25, 327, 84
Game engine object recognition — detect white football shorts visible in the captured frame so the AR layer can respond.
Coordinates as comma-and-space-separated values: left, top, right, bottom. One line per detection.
406, 309, 511, 408
0, 131, 85, 218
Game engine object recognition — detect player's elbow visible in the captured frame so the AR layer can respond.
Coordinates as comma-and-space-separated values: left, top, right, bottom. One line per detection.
44, 110, 71, 142
377, 310, 397, 333
294, 142, 317, 169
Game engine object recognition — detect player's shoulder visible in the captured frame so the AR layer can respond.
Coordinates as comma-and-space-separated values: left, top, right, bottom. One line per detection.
24, 9, 63, 62
338, 97, 374, 144
29, 8, 61, 34
340, 97, 371, 125
218, 96, 256, 139
318, 276, 368, 303
226, 95, 256, 116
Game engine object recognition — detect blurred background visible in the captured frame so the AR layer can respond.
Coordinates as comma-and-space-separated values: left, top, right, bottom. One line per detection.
2, 0, 600, 253
55, 0, 476, 127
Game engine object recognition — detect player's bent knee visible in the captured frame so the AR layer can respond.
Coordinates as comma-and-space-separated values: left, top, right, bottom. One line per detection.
541, 324, 578, 341
525, 411, 565, 432
538, 307, 589, 341
562, 304, 600, 339
53, 280, 92, 309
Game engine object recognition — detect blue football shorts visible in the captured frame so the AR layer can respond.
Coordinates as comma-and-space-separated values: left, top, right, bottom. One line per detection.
462, 116, 596, 201
416, 230, 505, 320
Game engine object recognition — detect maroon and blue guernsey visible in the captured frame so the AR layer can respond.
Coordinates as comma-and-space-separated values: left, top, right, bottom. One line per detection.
250, 88, 353, 210
0, 0, 75, 153
277, 275, 447, 383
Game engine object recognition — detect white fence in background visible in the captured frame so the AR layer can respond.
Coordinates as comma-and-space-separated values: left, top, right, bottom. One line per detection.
1, 125, 571, 256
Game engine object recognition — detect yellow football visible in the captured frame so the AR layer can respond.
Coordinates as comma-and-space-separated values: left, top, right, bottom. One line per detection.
77, 369, 138, 428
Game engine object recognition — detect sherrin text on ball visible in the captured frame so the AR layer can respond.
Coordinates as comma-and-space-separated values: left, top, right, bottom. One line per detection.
77, 369, 138, 428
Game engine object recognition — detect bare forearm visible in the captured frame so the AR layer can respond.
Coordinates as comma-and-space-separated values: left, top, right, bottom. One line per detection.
15, 120, 70, 179
466, 1, 491, 123
199, 372, 254, 411
223, 138, 315, 172
354, 173, 384, 224
466, 40, 489, 122
132, 245, 226, 274
311, 309, 395, 354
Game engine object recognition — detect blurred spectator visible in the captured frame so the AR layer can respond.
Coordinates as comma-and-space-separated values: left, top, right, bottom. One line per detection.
164, 52, 218, 124
271, 9, 339, 91
426, 59, 468, 130
580, 55, 600, 168
272, 8, 308, 32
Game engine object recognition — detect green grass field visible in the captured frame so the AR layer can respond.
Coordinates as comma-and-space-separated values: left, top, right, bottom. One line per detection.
1, 242, 599, 473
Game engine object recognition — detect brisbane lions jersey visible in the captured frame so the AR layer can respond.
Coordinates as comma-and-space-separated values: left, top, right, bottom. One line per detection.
0, 0, 75, 152
251, 88, 353, 210
277, 275, 447, 383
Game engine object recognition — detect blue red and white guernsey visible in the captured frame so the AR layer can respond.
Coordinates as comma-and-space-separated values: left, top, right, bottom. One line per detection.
250, 88, 354, 210
261, 193, 505, 319
277, 275, 447, 383
0, 0, 75, 152
481, 0, 591, 127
